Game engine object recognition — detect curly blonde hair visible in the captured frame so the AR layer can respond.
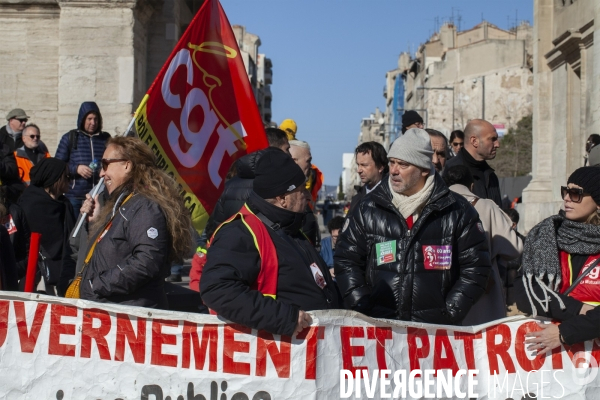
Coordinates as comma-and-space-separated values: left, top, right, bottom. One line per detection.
92, 137, 192, 263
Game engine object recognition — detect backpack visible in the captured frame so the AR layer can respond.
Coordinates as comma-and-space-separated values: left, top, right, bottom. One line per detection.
67, 130, 79, 151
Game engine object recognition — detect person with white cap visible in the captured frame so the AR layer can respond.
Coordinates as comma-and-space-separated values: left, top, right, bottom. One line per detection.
334, 128, 491, 325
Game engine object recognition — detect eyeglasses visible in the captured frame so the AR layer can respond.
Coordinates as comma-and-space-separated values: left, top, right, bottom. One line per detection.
452, 142, 464, 147
101, 158, 128, 170
561, 186, 589, 203
28, 135, 40, 139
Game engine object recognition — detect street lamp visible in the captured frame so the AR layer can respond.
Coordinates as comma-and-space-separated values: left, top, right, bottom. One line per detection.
415, 86, 455, 132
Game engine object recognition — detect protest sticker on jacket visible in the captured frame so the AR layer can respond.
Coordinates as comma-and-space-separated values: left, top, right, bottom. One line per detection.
0, 292, 599, 399
134, 0, 268, 232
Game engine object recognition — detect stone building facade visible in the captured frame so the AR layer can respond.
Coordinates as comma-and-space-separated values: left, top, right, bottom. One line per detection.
232, 25, 273, 124
520, 0, 600, 232
0, 1, 273, 155
402, 21, 534, 136
0, 0, 201, 153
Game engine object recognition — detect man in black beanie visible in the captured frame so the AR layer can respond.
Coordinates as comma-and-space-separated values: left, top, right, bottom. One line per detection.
402, 110, 424, 133
201, 148, 340, 336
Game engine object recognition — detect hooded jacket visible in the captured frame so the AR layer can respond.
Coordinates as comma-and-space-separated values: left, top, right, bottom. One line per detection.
334, 173, 491, 325
445, 148, 502, 207
55, 102, 111, 199
201, 191, 340, 336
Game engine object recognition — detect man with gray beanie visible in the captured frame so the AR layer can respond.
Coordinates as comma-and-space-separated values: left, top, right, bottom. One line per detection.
335, 128, 491, 325
201, 148, 340, 336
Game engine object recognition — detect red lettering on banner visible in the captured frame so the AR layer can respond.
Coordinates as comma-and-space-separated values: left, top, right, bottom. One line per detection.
80, 309, 112, 360
115, 314, 146, 364
0, 300, 9, 347
407, 327, 430, 372
256, 331, 291, 378
223, 324, 252, 375
367, 327, 392, 369
181, 321, 218, 371
14, 301, 47, 353
151, 319, 178, 367
454, 331, 482, 371
433, 329, 459, 374
340, 327, 367, 374
297, 326, 325, 380
486, 324, 516, 375
514, 321, 546, 371
48, 304, 77, 357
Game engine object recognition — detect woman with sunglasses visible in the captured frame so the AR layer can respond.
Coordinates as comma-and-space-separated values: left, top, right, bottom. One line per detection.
76, 137, 192, 308
516, 167, 600, 354
449, 130, 464, 157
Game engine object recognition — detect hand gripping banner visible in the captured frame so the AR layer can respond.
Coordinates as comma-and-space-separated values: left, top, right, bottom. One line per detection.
2, 293, 600, 399
135, 0, 268, 232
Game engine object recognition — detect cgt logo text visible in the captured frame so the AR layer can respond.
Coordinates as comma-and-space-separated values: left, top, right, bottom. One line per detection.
339, 369, 478, 399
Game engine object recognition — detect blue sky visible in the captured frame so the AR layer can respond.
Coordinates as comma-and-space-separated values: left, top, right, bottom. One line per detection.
220, 0, 534, 185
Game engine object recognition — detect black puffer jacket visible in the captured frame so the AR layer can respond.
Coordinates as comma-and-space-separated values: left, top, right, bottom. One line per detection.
334, 173, 491, 325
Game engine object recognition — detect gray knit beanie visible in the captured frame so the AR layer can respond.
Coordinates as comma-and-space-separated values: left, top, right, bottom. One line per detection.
387, 128, 433, 169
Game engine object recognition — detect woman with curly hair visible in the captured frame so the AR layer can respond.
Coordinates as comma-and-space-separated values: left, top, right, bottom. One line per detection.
77, 136, 192, 308
517, 167, 600, 354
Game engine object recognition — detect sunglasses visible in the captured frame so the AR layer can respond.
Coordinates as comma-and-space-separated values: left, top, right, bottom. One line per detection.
452, 142, 464, 147
28, 135, 40, 139
101, 158, 128, 170
561, 186, 589, 203
17, 119, 28, 123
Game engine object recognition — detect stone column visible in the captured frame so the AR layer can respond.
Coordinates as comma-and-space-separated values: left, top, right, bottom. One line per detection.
519, 0, 561, 233
56, 0, 138, 138
591, 2, 600, 133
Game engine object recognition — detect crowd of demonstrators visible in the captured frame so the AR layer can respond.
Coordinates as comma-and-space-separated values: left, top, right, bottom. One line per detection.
319, 216, 345, 276
449, 130, 465, 157
443, 165, 523, 324
201, 149, 339, 336
349, 141, 388, 214
426, 129, 449, 173
335, 129, 491, 324
55, 102, 111, 214
77, 137, 192, 308
4, 100, 600, 358
445, 119, 502, 207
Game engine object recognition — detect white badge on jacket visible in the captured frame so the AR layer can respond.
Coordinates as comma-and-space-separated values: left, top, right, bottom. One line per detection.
309, 263, 327, 289
147, 227, 158, 239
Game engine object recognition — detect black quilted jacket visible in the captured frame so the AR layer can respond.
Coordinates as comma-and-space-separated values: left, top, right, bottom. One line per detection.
334, 173, 491, 325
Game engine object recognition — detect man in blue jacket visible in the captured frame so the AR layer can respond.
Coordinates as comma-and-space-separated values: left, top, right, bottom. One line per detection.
55, 102, 110, 214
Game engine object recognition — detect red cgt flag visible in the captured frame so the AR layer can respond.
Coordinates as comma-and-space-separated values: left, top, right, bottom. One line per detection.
134, 0, 268, 232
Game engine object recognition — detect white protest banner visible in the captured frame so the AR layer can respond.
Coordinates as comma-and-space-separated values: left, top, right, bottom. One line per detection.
0, 292, 599, 399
